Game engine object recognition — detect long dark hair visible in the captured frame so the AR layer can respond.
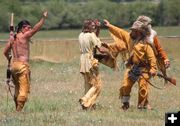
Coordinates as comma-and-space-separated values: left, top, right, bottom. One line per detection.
14, 20, 31, 38
16, 20, 31, 33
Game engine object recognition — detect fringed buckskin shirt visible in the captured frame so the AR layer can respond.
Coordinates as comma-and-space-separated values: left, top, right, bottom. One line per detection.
79, 32, 102, 73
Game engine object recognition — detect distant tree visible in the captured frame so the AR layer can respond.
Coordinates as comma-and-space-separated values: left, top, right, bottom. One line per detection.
157, 0, 180, 26
0, 0, 179, 32
44, 0, 67, 29
0, 0, 22, 31
19, 0, 49, 3
109, 0, 155, 2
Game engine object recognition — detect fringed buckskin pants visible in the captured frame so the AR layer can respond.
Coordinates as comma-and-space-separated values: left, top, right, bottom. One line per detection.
119, 68, 150, 108
11, 61, 30, 111
80, 65, 102, 109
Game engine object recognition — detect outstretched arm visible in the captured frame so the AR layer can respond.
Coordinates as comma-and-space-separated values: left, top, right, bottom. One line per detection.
104, 19, 131, 51
25, 11, 48, 38
104, 19, 130, 41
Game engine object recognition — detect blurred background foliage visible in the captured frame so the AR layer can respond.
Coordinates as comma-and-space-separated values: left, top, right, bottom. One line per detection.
0, 0, 179, 31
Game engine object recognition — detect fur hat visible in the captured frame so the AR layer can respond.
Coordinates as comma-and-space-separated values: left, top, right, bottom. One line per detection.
136, 15, 152, 25
130, 21, 144, 31
130, 20, 150, 36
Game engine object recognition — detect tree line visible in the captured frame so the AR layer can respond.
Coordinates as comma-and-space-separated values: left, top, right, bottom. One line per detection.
0, 0, 179, 32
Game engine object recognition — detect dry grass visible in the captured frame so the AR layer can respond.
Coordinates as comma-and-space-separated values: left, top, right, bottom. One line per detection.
0, 38, 179, 126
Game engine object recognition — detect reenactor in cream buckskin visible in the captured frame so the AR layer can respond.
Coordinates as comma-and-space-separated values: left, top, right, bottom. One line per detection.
78, 19, 109, 110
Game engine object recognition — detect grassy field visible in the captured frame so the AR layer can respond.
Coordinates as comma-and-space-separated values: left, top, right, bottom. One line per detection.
0, 32, 180, 125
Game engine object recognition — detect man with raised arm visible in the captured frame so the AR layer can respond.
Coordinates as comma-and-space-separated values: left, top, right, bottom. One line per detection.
3, 11, 48, 111
104, 16, 170, 79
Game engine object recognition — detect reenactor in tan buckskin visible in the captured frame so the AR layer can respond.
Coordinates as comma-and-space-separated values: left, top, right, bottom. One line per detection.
104, 15, 170, 81
104, 20, 158, 110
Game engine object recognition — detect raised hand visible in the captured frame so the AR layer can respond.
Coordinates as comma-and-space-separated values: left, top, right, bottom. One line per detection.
43, 11, 48, 18
149, 69, 157, 77
103, 19, 110, 27
164, 59, 170, 68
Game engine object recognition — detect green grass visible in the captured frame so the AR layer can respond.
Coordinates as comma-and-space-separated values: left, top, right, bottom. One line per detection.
0, 58, 179, 126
